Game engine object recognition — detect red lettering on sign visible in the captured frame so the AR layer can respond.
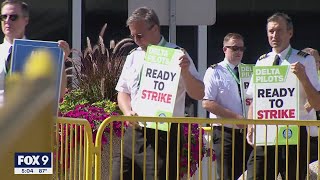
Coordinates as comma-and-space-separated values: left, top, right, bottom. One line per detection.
141, 90, 172, 103
245, 98, 252, 106
257, 109, 295, 119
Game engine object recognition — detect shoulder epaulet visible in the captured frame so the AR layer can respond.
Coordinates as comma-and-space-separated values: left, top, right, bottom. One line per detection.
210, 64, 217, 69
258, 54, 267, 61
297, 51, 310, 58
128, 47, 138, 55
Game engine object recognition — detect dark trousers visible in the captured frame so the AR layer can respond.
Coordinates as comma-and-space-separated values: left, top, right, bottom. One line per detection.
310, 136, 319, 163
310, 111, 320, 162
112, 124, 180, 180
247, 126, 307, 180
212, 126, 252, 180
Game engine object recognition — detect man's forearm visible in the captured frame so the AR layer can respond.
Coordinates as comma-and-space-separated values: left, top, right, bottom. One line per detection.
182, 70, 204, 100
300, 77, 320, 111
59, 69, 67, 99
117, 92, 132, 115
247, 103, 254, 129
247, 103, 253, 119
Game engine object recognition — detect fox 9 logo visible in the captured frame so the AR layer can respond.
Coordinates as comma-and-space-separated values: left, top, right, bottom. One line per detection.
15, 152, 52, 168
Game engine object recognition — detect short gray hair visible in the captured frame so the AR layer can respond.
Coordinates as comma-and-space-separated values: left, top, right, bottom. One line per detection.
126, 7, 160, 28
223, 33, 244, 46
267, 12, 293, 31
1, 0, 29, 17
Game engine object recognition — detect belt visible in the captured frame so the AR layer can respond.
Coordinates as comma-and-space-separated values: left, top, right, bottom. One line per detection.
213, 126, 244, 134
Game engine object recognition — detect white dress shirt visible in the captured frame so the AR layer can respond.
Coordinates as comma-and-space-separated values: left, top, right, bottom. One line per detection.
116, 36, 201, 117
0, 38, 12, 107
247, 45, 320, 136
203, 58, 243, 129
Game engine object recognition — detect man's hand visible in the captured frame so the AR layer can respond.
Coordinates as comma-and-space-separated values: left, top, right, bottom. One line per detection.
304, 101, 313, 112
124, 110, 137, 116
179, 49, 191, 74
291, 62, 307, 81
58, 40, 71, 60
246, 125, 254, 146
123, 110, 139, 127
235, 114, 245, 129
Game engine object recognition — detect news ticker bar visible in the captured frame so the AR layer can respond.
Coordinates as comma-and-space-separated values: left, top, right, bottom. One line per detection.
14, 168, 52, 174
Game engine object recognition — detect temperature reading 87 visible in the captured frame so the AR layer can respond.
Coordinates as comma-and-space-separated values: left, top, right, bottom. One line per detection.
39, 169, 48, 173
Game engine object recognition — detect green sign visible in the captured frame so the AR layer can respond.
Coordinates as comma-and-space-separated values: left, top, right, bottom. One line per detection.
253, 65, 299, 146
134, 45, 183, 131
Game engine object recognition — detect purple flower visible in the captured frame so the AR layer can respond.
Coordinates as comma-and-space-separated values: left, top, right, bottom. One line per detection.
59, 104, 125, 146
179, 123, 215, 178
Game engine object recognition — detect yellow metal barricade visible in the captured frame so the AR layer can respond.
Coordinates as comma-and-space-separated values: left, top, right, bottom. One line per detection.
55, 117, 95, 180
93, 117, 320, 180
53, 116, 320, 180
94, 116, 228, 180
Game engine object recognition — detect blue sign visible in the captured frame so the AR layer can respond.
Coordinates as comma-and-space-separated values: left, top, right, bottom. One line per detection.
11, 39, 64, 115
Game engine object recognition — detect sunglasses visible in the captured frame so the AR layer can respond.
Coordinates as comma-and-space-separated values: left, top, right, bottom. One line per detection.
130, 24, 155, 40
130, 33, 144, 40
225, 46, 246, 52
0, 14, 20, 21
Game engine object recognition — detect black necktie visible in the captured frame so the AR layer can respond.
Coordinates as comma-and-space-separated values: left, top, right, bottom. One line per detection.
5, 46, 12, 74
273, 54, 280, 65
234, 66, 239, 79
234, 66, 241, 95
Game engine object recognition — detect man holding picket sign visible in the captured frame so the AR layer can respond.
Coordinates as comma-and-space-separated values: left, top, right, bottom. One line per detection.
113, 6, 204, 180
0, 0, 70, 106
246, 12, 320, 180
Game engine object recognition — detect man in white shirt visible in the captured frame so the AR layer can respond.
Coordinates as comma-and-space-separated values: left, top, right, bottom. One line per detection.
246, 12, 320, 180
301, 47, 320, 163
113, 6, 204, 180
202, 33, 251, 180
0, 0, 70, 106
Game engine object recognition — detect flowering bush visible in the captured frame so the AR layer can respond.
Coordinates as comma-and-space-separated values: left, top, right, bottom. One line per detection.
59, 91, 123, 144
67, 23, 136, 103
55, 24, 135, 172
56, 89, 125, 171
58, 23, 136, 142
180, 124, 208, 177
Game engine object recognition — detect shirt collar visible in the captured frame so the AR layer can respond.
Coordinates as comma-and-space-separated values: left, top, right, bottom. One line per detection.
272, 44, 291, 60
2, 36, 26, 47
136, 36, 166, 51
222, 58, 237, 69
2, 38, 11, 49
156, 36, 167, 47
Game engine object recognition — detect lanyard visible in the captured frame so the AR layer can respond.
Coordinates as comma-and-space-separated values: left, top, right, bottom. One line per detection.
283, 47, 292, 62
158, 38, 167, 47
226, 64, 240, 84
